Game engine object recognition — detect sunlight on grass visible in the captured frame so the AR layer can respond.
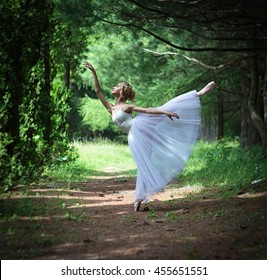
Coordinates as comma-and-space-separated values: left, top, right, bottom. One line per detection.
75, 141, 135, 173
43, 139, 267, 196
44, 141, 136, 183
179, 139, 267, 196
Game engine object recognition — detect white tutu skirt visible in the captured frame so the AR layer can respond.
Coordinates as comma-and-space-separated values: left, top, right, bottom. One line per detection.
128, 90, 201, 203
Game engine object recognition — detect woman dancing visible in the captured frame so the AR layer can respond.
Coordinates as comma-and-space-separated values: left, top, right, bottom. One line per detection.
83, 61, 216, 211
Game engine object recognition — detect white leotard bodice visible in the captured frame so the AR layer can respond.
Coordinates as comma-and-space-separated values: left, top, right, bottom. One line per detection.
112, 109, 133, 133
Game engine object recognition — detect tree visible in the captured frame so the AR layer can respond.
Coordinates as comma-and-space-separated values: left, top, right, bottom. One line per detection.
0, 0, 54, 188
79, 26, 212, 137
0, 0, 95, 190
89, 0, 267, 152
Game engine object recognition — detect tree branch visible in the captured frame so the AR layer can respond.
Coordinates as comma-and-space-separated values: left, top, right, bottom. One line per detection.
128, 0, 267, 28
142, 48, 263, 70
99, 18, 267, 52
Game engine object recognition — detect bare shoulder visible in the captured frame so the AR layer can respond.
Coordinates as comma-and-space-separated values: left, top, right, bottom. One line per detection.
122, 104, 135, 113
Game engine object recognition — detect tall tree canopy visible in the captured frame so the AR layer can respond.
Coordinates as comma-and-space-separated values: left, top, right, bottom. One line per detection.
86, 0, 267, 151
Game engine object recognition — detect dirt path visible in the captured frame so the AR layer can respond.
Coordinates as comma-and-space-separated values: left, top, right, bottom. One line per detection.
1, 176, 267, 260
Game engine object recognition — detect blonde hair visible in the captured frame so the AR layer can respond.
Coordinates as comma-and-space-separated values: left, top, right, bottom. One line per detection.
119, 82, 135, 102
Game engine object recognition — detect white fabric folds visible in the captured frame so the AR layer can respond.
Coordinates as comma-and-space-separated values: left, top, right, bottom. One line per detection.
112, 90, 201, 203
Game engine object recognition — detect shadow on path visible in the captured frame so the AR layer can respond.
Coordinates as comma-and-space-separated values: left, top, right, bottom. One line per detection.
0, 177, 267, 260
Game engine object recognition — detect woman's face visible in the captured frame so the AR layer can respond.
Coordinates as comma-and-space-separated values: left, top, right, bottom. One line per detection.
112, 83, 122, 96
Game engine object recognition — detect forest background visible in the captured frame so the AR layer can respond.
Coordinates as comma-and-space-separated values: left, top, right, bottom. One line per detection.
1, 0, 267, 191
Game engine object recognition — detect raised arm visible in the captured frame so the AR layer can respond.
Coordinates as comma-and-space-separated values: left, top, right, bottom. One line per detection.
83, 61, 112, 114
124, 104, 179, 121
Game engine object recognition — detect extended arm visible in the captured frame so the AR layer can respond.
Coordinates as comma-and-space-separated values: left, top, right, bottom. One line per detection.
83, 62, 112, 114
124, 105, 179, 121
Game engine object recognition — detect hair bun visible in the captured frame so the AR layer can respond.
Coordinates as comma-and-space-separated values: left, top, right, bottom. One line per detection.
120, 82, 135, 101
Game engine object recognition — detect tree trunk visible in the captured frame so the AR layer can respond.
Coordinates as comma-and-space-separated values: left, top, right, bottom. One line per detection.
201, 111, 217, 140
6, 46, 23, 156
248, 55, 267, 154
240, 61, 261, 148
42, 31, 52, 146
217, 93, 224, 139
264, 54, 267, 126
65, 59, 71, 89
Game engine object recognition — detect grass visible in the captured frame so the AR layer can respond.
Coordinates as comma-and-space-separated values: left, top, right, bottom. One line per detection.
178, 138, 267, 196
43, 140, 136, 183
44, 138, 267, 196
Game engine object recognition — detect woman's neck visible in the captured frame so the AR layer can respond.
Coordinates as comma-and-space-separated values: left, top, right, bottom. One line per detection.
115, 97, 125, 105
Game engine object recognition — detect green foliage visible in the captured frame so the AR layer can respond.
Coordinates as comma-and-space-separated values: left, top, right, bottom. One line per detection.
0, 133, 14, 191
0, 0, 89, 191
119, 214, 135, 224
82, 28, 205, 107
60, 1, 241, 143
65, 211, 90, 222
79, 97, 111, 132
179, 139, 267, 196
78, 95, 126, 141
78, 26, 212, 138
43, 141, 136, 183
148, 209, 158, 219
1, 0, 50, 190
1, 0, 265, 191
164, 212, 178, 222
166, 194, 176, 206
77, 0, 265, 150
44, 140, 266, 197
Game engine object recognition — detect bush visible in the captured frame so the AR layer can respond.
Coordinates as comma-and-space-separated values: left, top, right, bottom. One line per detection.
179, 138, 267, 195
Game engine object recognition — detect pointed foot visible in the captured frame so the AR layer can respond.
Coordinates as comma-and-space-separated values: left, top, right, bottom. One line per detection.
134, 201, 141, 212
197, 81, 216, 96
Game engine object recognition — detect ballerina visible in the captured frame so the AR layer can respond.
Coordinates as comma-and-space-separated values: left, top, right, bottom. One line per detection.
83, 61, 216, 211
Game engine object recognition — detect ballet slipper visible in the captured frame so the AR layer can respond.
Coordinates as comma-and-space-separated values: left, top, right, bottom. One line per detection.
197, 81, 216, 96
134, 201, 141, 212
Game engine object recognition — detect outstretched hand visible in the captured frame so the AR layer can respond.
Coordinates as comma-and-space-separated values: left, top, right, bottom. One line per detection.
166, 112, 179, 121
83, 61, 95, 72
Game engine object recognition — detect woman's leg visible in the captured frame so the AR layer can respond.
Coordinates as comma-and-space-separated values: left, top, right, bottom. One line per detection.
134, 171, 147, 211
196, 81, 216, 96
